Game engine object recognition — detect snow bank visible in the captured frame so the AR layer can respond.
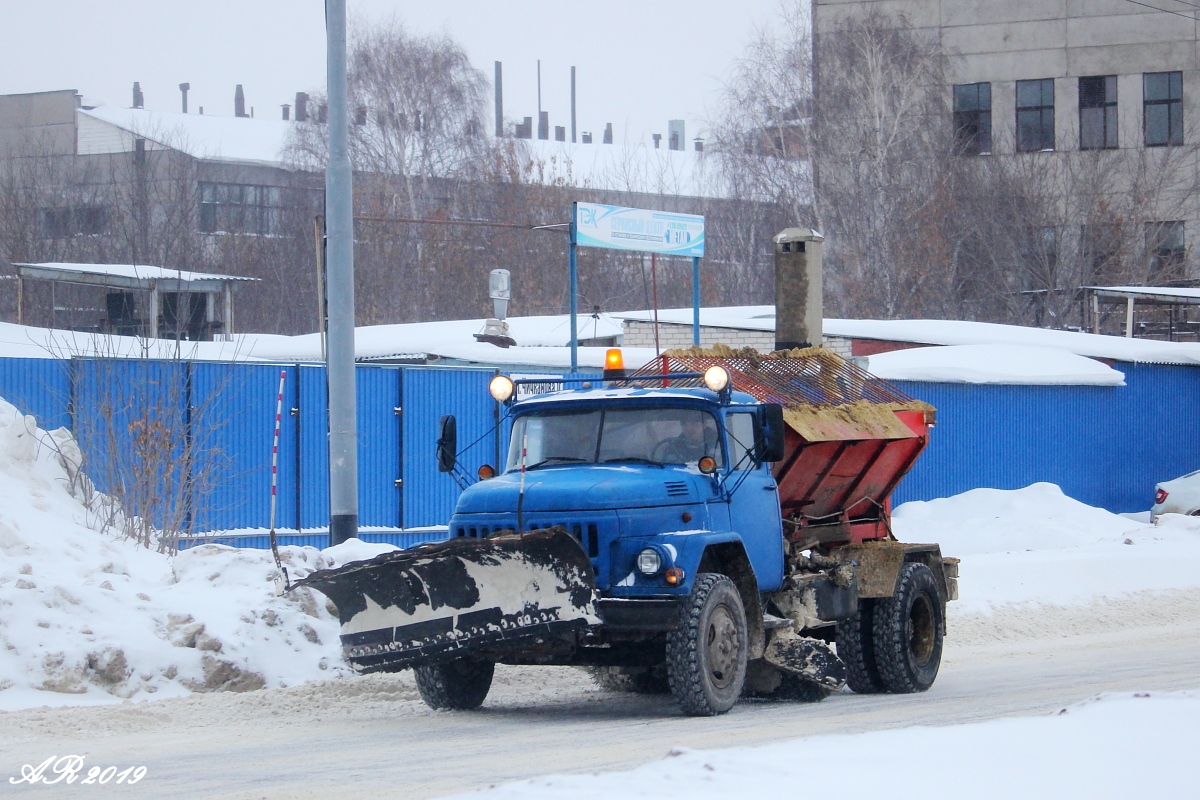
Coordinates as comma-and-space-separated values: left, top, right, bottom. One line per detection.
863, 344, 1125, 385
449, 691, 1199, 800
894, 482, 1200, 610
0, 395, 391, 711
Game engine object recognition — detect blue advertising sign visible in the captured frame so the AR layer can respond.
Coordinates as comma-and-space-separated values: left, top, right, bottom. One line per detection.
574, 202, 705, 258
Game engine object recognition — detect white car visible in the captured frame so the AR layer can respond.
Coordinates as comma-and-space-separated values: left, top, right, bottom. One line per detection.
1153, 469, 1200, 518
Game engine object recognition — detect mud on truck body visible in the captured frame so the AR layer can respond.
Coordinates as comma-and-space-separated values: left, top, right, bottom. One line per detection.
298, 347, 959, 716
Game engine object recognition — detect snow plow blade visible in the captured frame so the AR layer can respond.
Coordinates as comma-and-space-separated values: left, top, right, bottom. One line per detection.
295, 527, 601, 673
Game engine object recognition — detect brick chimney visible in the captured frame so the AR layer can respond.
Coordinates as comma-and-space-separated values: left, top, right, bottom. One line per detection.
773, 228, 824, 351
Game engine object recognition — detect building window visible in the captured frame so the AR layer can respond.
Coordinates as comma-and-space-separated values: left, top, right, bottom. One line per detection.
1079, 76, 1118, 150
953, 82, 992, 155
38, 206, 108, 238
1082, 223, 1122, 284
1016, 78, 1055, 152
1144, 71, 1183, 147
198, 182, 282, 235
1146, 221, 1185, 278
1018, 226, 1058, 291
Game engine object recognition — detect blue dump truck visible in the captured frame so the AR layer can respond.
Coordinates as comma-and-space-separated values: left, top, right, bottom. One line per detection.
299, 347, 958, 716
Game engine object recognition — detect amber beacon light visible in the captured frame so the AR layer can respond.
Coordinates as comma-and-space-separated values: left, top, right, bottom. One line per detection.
603, 348, 627, 381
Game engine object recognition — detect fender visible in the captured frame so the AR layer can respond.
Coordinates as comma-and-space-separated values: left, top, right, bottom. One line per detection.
608, 531, 767, 659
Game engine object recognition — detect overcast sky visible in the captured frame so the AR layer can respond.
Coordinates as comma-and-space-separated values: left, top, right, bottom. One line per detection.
1, 1, 787, 144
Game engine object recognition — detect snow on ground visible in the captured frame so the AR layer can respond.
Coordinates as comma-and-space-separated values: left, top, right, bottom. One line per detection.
0, 395, 402, 712
450, 691, 1199, 800
862, 343, 1126, 385
893, 482, 1200, 610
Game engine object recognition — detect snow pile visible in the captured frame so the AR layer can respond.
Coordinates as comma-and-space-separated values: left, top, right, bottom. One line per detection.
893, 482, 1200, 610
863, 344, 1125, 385
0, 395, 381, 711
450, 691, 1199, 800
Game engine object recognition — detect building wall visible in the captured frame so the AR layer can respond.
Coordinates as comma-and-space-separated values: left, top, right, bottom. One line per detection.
623, 320, 856, 356
623, 320, 775, 350
813, 0, 1200, 274
0, 90, 78, 156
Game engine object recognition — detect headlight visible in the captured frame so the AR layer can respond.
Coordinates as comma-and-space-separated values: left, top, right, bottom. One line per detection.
703, 365, 730, 392
637, 548, 662, 575
489, 375, 515, 402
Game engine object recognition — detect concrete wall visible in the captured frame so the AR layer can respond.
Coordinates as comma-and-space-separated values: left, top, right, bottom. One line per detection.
0, 90, 79, 156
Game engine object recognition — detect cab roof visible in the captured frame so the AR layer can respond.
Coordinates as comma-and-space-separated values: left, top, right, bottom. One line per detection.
514, 384, 759, 409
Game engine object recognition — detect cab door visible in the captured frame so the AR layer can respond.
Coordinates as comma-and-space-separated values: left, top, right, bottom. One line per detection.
723, 411, 785, 592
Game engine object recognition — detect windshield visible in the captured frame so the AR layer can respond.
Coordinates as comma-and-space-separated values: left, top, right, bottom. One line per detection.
506, 407, 723, 471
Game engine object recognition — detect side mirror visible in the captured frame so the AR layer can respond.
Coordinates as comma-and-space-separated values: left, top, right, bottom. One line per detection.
436, 415, 457, 473
757, 404, 786, 463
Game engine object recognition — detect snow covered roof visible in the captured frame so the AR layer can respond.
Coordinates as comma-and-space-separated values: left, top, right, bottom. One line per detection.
863, 344, 1126, 386
0, 312, 654, 371
612, 306, 1200, 367
520, 139, 809, 201
1087, 285, 1200, 303
15, 262, 257, 290
516, 139, 728, 199
78, 105, 293, 167
614, 306, 777, 332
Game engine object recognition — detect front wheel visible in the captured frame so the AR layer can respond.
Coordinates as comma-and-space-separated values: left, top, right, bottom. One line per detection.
872, 562, 944, 693
667, 573, 748, 716
414, 657, 495, 710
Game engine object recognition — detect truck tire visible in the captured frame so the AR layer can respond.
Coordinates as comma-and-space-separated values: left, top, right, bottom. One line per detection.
414, 658, 495, 710
872, 562, 944, 693
666, 573, 748, 716
836, 598, 887, 694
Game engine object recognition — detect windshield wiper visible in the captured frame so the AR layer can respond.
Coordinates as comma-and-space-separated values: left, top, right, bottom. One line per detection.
525, 456, 588, 469
602, 456, 664, 466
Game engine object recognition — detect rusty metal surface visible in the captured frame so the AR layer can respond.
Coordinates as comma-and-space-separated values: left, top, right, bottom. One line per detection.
632, 346, 927, 409
830, 540, 908, 598
831, 541, 949, 599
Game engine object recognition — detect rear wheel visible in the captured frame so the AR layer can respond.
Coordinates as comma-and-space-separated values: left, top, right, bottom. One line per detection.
414, 657, 495, 710
872, 562, 944, 693
836, 598, 887, 694
667, 573, 748, 716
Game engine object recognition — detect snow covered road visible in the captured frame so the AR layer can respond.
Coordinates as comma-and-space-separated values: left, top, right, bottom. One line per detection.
4, 590, 1199, 799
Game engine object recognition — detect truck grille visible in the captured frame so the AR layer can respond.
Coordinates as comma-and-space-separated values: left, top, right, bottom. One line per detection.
455, 520, 600, 559
664, 481, 689, 497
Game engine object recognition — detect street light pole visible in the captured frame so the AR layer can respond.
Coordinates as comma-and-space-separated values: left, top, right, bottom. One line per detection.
325, 0, 358, 545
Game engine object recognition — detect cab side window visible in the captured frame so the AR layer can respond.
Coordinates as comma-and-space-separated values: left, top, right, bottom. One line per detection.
726, 413, 757, 470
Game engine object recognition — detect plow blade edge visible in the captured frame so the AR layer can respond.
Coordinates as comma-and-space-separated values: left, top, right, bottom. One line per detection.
296, 527, 600, 673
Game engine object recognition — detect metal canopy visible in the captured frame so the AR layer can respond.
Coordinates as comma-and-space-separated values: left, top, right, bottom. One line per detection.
13, 262, 257, 293
1085, 285, 1200, 339
12, 262, 258, 339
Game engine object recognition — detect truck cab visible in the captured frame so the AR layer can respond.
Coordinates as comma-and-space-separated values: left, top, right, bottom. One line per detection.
449, 382, 787, 621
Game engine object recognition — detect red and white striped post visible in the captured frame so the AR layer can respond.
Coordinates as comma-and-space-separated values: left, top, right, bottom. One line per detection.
269, 369, 289, 588
270, 369, 286, 533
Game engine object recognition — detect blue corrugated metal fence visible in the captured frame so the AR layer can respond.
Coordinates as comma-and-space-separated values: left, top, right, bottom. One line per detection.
0, 356, 1195, 543
892, 362, 1200, 512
